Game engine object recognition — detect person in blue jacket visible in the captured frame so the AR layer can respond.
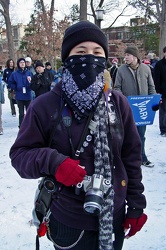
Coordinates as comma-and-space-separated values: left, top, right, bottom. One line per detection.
8, 58, 33, 127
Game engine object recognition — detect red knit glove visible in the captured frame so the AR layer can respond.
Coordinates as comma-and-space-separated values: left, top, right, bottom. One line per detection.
123, 213, 147, 238
55, 158, 86, 186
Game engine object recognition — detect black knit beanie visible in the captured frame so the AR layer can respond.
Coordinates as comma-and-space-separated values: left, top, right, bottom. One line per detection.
61, 21, 108, 62
125, 46, 140, 59
17, 58, 25, 68
45, 62, 51, 66
35, 60, 44, 69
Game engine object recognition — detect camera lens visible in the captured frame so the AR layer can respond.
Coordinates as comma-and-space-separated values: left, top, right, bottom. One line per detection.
83, 189, 103, 216
44, 179, 55, 193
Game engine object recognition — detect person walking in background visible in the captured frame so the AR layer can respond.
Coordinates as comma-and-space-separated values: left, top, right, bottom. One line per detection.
110, 57, 118, 88
114, 46, 156, 168
30, 61, 54, 97
45, 61, 58, 88
8, 58, 32, 128
25, 56, 36, 75
0, 71, 5, 135
153, 46, 166, 137
10, 21, 147, 250
25, 56, 36, 100
142, 58, 154, 79
2, 59, 16, 116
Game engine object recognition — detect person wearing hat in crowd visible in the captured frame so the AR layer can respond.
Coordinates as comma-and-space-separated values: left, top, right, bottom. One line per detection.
110, 57, 119, 88
25, 57, 36, 99
45, 61, 59, 88
8, 58, 33, 128
30, 60, 54, 98
25, 56, 36, 75
114, 46, 156, 168
10, 22, 147, 250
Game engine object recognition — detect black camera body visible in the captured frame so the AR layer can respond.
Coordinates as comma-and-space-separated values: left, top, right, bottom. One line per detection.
75, 174, 111, 216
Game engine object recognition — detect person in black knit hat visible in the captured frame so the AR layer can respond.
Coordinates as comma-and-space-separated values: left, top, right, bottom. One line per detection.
10, 22, 147, 250
30, 60, 54, 97
61, 21, 108, 62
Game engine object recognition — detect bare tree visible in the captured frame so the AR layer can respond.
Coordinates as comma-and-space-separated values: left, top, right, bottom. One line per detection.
78, 0, 133, 28
128, 0, 166, 57
0, 0, 15, 61
19, 2, 70, 69
89, 0, 130, 25
37, 0, 55, 65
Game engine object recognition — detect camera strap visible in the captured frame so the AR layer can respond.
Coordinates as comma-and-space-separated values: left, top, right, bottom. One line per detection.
74, 112, 93, 159
48, 100, 94, 160
61, 103, 94, 159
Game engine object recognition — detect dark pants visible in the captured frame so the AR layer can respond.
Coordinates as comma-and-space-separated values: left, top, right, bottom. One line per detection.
136, 125, 147, 162
8, 90, 16, 115
17, 100, 31, 127
159, 97, 166, 133
47, 209, 125, 250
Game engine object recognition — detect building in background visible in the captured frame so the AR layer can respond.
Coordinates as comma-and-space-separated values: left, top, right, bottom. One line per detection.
0, 17, 160, 69
0, 23, 26, 68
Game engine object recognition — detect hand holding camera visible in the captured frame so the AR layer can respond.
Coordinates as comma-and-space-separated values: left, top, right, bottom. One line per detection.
55, 158, 86, 186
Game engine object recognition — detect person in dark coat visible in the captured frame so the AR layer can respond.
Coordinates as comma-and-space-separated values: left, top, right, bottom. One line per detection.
9, 21, 147, 250
2, 59, 16, 116
110, 57, 118, 88
30, 61, 54, 97
154, 46, 166, 137
8, 58, 32, 127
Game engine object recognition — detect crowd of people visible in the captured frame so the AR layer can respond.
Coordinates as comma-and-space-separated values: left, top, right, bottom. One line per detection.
0, 57, 62, 129
0, 20, 165, 250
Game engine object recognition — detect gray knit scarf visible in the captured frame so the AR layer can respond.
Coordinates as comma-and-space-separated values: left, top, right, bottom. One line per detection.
93, 96, 114, 250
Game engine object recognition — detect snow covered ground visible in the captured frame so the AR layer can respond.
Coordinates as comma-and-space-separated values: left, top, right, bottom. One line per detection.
0, 88, 166, 250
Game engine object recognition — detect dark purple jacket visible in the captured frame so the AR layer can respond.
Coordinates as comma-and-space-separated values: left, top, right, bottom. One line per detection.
10, 82, 146, 230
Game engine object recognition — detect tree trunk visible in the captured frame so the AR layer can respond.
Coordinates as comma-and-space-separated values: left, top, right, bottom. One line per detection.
80, 0, 87, 21
39, 0, 55, 67
159, 21, 166, 58
159, 1, 166, 58
0, 0, 15, 61
4, 12, 15, 61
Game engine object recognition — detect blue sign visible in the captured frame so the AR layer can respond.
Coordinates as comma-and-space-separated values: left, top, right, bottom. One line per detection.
128, 94, 161, 126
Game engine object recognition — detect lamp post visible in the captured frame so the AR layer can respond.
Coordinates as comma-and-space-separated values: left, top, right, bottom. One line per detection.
95, 8, 104, 28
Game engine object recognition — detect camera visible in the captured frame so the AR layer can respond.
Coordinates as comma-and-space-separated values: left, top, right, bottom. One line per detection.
75, 174, 111, 216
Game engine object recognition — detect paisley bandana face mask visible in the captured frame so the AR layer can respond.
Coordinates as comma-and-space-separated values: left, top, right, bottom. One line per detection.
62, 54, 106, 121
